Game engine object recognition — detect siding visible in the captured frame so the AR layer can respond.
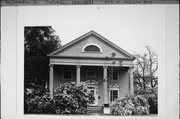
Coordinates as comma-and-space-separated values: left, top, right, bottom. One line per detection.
53, 65, 129, 106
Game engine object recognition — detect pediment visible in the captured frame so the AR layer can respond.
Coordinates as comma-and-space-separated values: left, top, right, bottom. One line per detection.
48, 31, 134, 60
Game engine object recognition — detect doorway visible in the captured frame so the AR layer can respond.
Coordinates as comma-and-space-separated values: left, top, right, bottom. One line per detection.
85, 80, 98, 106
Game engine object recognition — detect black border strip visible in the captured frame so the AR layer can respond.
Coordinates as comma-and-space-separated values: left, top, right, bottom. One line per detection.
1, 0, 179, 6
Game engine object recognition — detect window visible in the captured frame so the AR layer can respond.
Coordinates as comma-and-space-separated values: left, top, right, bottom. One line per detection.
82, 43, 102, 53
113, 71, 118, 80
110, 90, 118, 102
108, 69, 118, 80
86, 71, 96, 77
63, 69, 72, 79
109, 86, 120, 102
84, 45, 100, 52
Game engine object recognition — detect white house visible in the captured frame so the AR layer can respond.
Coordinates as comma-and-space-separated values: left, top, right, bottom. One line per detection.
48, 30, 135, 107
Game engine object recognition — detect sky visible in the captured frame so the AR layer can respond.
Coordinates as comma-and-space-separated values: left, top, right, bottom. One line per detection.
19, 5, 166, 55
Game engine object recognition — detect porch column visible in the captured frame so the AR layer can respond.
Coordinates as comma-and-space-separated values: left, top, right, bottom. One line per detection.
49, 64, 54, 99
103, 66, 108, 104
76, 65, 81, 85
129, 67, 134, 95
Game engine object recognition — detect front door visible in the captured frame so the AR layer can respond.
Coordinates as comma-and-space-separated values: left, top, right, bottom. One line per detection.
87, 85, 98, 106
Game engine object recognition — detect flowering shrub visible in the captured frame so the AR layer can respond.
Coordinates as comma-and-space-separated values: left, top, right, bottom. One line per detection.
135, 88, 158, 114
111, 95, 149, 115
53, 83, 95, 114
24, 83, 94, 114
24, 87, 55, 114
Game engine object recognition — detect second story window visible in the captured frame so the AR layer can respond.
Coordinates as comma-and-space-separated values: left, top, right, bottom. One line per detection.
113, 70, 118, 80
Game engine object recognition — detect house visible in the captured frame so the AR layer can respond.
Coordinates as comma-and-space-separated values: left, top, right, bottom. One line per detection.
48, 30, 135, 107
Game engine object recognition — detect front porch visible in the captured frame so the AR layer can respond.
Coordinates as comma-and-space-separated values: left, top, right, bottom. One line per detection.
49, 64, 134, 107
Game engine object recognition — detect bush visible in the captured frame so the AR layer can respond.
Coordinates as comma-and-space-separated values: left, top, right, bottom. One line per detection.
24, 83, 95, 114
146, 94, 158, 114
135, 88, 158, 114
111, 95, 149, 115
24, 86, 55, 114
53, 83, 95, 114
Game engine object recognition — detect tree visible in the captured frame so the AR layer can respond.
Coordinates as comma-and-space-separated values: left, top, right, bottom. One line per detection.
133, 46, 158, 94
24, 26, 61, 87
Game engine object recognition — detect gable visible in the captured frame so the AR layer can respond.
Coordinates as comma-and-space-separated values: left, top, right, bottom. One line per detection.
48, 31, 134, 60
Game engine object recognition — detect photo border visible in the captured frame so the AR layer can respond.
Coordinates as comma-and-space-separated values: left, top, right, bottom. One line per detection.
1, 4, 179, 119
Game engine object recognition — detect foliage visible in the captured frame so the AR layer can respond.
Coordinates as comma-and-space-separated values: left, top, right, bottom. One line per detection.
135, 87, 158, 114
24, 26, 61, 86
24, 84, 55, 114
147, 93, 158, 114
24, 83, 95, 114
111, 95, 149, 115
53, 83, 95, 114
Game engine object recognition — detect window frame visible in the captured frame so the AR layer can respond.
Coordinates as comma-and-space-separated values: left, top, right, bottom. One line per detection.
109, 87, 120, 102
82, 43, 102, 53
113, 70, 119, 80
110, 90, 118, 102
84, 45, 100, 52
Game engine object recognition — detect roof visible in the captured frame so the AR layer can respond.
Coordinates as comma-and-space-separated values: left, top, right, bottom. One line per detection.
48, 30, 135, 60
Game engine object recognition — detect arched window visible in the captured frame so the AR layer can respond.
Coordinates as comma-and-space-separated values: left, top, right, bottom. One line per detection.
84, 45, 100, 52
82, 43, 102, 53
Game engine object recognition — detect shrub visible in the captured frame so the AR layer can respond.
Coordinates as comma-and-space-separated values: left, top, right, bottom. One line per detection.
146, 94, 158, 114
24, 82, 95, 114
135, 88, 158, 114
111, 95, 149, 115
24, 86, 55, 114
53, 83, 95, 114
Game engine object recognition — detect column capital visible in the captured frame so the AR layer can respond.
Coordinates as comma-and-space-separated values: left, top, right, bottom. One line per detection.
76, 65, 81, 68
49, 64, 54, 67
103, 66, 108, 69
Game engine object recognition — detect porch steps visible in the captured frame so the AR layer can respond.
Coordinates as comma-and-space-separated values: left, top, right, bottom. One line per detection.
87, 106, 103, 114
